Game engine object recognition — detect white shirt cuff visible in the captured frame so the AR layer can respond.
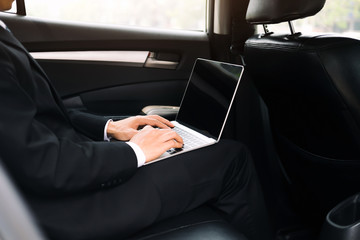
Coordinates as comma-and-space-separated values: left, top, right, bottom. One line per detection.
104, 119, 113, 141
104, 119, 145, 167
126, 142, 146, 167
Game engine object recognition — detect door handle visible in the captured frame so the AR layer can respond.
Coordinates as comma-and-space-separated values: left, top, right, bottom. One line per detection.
144, 52, 179, 69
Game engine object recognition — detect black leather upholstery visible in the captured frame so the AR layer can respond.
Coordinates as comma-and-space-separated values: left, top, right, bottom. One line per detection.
244, 0, 360, 223
246, 0, 325, 24
245, 34, 360, 159
128, 207, 247, 240
130, 221, 245, 240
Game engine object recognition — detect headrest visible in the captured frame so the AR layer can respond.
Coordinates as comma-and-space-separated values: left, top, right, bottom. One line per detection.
246, 0, 326, 24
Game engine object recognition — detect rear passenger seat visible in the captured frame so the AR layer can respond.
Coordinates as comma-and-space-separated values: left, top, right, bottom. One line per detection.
128, 206, 247, 240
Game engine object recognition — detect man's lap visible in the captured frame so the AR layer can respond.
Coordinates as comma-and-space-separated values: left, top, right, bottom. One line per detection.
30, 140, 252, 240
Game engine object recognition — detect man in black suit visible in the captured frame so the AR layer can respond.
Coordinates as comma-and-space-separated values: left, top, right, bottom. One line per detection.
0, 1, 271, 240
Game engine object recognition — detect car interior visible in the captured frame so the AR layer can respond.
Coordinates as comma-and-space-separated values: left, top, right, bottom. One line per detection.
1, 0, 360, 239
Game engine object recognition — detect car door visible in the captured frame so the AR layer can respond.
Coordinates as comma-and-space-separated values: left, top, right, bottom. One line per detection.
0, 0, 211, 117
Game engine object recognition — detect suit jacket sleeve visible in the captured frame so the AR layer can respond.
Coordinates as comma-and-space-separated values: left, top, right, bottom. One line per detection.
0, 53, 138, 196
67, 109, 109, 141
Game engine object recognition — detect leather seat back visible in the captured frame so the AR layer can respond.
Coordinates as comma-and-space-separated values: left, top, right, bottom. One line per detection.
244, 0, 360, 159
243, 0, 360, 222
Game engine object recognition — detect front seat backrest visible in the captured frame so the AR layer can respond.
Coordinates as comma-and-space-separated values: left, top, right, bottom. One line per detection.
244, 0, 360, 159
243, 0, 360, 224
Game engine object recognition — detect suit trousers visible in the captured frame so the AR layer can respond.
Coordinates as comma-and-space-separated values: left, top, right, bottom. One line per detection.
28, 140, 271, 240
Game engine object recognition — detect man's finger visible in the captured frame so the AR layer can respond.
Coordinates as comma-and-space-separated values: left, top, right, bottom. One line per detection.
148, 115, 174, 128
171, 139, 184, 148
140, 115, 174, 128
172, 132, 184, 145
158, 129, 184, 145
136, 116, 171, 129
142, 125, 154, 131
163, 138, 183, 150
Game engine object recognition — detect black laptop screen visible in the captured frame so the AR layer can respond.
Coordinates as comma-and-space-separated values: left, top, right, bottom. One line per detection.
176, 59, 243, 139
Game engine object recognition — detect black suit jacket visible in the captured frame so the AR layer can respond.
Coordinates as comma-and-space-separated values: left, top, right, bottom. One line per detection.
0, 26, 137, 195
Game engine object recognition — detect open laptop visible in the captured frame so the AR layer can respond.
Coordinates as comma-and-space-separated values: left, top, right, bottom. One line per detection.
145, 58, 244, 164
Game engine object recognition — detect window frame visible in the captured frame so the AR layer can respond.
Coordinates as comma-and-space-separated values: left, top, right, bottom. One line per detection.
16, 0, 26, 15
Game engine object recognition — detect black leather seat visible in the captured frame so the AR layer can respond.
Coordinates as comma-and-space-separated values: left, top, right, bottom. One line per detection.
244, 0, 360, 224
128, 207, 246, 240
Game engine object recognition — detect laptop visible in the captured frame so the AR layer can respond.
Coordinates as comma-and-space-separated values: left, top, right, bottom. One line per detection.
145, 58, 244, 164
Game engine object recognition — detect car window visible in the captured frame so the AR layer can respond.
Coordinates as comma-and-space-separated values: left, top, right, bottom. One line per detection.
260, 0, 360, 39
22, 0, 207, 31
5, 1, 16, 13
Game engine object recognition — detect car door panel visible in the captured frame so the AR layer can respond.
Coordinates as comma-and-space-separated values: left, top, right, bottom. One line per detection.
0, 13, 210, 115
78, 80, 186, 116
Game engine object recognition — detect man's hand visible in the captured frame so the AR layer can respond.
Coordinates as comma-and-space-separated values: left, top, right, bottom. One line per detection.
130, 125, 183, 163
107, 115, 174, 141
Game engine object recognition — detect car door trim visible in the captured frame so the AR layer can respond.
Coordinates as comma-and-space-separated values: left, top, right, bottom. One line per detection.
30, 51, 149, 67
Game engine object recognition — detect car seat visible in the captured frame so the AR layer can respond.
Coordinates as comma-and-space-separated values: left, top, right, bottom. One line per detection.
244, 0, 360, 226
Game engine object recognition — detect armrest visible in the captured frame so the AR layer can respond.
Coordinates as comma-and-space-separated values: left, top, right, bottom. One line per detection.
141, 105, 179, 120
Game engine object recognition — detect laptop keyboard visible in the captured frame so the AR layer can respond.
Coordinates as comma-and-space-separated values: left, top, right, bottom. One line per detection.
173, 126, 209, 149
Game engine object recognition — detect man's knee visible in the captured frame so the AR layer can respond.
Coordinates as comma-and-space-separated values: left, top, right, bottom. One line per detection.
217, 140, 253, 166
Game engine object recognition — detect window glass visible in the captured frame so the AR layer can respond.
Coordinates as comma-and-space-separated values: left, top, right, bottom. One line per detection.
25, 0, 207, 31
258, 0, 360, 39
